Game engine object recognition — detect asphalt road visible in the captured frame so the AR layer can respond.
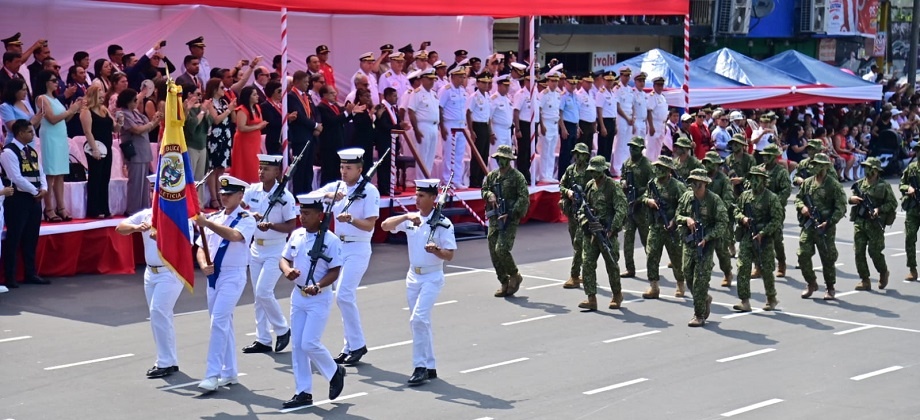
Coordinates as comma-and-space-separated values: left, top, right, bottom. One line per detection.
2, 178, 919, 420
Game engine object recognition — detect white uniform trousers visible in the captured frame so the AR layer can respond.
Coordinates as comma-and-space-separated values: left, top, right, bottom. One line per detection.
249, 241, 290, 345
634, 118, 648, 139
416, 121, 439, 181
538, 119, 560, 182
406, 270, 444, 369
442, 120, 468, 187
613, 117, 635, 176
490, 125, 513, 171
335, 241, 371, 353
290, 287, 337, 394
204, 266, 247, 379
144, 267, 183, 368
646, 122, 667, 161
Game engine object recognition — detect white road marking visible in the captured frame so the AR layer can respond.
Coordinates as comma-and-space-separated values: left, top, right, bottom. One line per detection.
356, 286, 368, 290
246, 329, 274, 337
850, 366, 904, 381
147, 309, 208, 321
834, 325, 876, 335
444, 269, 484, 278
525, 282, 564, 290
716, 348, 776, 363
403, 300, 458, 310
159, 373, 248, 391
446, 265, 562, 282
892, 252, 907, 257
781, 311, 920, 334
834, 290, 861, 298
814, 263, 844, 272
624, 298, 645, 303
460, 357, 529, 374
884, 231, 904, 236
501, 315, 556, 326
603, 330, 660, 344
368, 340, 413, 351
44, 353, 135, 371
721, 399, 784, 417
722, 309, 764, 319
279, 392, 368, 413
582, 378, 648, 395
473, 418, 494, 420
550, 256, 573, 261
0, 335, 32, 343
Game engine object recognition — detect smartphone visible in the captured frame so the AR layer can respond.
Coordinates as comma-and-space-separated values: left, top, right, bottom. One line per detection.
241, 59, 250, 66
159, 40, 167, 48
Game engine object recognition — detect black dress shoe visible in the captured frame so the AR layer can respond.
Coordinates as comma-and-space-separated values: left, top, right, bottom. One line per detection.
24, 276, 50, 285
333, 352, 349, 364
407, 367, 429, 386
282, 392, 313, 409
242, 341, 272, 353
274, 330, 291, 353
4, 281, 18, 289
343, 346, 367, 365
427, 369, 437, 379
146, 365, 179, 378
328, 364, 346, 400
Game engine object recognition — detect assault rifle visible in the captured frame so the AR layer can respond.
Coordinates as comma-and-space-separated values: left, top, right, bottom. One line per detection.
485, 178, 509, 232
904, 174, 920, 211
572, 184, 614, 260
624, 171, 638, 222
306, 183, 340, 286
340, 147, 392, 214
427, 173, 453, 244
685, 198, 707, 262
648, 181, 677, 241
801, 193, 828, 237
852, 183, 884, 230
263, 140, 310, 220
743, 202, 764, 266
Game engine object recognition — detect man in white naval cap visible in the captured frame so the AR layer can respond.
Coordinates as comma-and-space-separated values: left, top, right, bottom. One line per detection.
315, 148, 380, 365
195, 175, 256, 392
351, 52, 380, 105
489, 75, 515, 171
612, 66, 638, 176
240, 155, 297, 355
279, 191, 347, 409
646, 76, 669, 161
439, 65, 471, 187
537, 67, 564, 183
381, 178, 457, 386
116, 174, 188, 378
408, 69, 441, 181
378, 52, 410, 98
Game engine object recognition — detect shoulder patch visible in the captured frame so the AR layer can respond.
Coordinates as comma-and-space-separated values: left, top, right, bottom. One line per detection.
384, 71, 392, 77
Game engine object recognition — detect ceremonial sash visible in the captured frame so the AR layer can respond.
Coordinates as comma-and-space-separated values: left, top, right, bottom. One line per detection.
207, 212, 243, 288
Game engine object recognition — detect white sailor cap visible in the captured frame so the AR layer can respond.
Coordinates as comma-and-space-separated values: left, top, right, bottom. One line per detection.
337, 147, 364, 163
420, 68, 437, 79
545, 63, 564, 79
297, 191, 325, 209
257, 154, 283, 166
416, 178, 440, 193
510, 62, 527, 72
449, 66, 467, 76
456, 58, 470, 67
407, 69, 423, 81
494, 74, 511, 85
359, 52, 375, 62
147, 174, 158, 184
219, 175, 249, 193
433, 60, 446, 69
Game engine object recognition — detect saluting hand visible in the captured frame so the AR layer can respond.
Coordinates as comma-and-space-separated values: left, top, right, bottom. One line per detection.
407, 212, 423, 226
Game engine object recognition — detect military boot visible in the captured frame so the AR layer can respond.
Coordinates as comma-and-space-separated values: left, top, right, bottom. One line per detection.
667, 262, 673, 268
507, 272, 524, 295
562, 276, 581, 289
732, 299, 752, 312
763, 296, 779, 311
751, 266, 762, 279
494, 282, 509, 297
879, 271, 889, 290
721, 271, 733, 288
675, 281, 686, 298
620, 270, 635, 278
776, 261, 786, 278
801, 281, 818, 299
578, 294, 597, 311
703, 295, 713, 319
609, 291, 624, 310
687, 315, 705, 327
642, 281, 660, 299
906, 267, 918, 281
823, 286, 836, 300
854, 278, 871, 291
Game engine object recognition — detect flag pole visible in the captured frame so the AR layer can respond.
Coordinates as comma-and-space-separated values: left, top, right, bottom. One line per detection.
280, 7, 290, 169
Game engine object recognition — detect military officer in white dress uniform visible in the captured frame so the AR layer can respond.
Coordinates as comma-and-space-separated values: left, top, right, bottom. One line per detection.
646, 76, 669, 161
466, 72, 493, 188
612, 66, 638, 176
279, 191, 347, 409
595, 71, 617, 169
378, 52, 410, 98
438, 66, 470, 187
196, 175, 256, 392
381, 179, 457, 386
537, 70, 563, 183
240, 155, 297, 354
489, 75, 514, 171
632, 72, 650, 139
351, 52, 380, 106
315, 148, 380, 365
408, 69, 441, 181
116, 175, 188, 379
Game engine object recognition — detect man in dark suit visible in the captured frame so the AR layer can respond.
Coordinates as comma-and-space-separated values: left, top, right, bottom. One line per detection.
373, 87, 400, 195
316, 85, 360, 185
287, 71, 322, 194
252, 66, 270, 104
175, 55, 202, 92
26, 44, 50, 96
0, 52, 25, 95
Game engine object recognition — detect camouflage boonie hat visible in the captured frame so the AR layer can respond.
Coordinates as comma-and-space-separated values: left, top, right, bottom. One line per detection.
702, 151, 723, 164
759, 144, 782, 156
653, 155, 675, 170
749, 166, 768, 177
729, 134, 747, 146
492, 144, 515, 160
806, 139, 824, 150
860, 157, 882, 171
628, 136, 645, 148
688, 168, 711, 184
572, 142, 590, 155
812, 153, 832, 166
674, 136, 693, 149
585, 156, 610, 173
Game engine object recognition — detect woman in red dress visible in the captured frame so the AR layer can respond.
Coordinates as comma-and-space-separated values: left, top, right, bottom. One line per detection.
230, 86, 267, 183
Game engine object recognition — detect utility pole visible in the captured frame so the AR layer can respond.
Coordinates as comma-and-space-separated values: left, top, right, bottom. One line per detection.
908, 0, 920, 94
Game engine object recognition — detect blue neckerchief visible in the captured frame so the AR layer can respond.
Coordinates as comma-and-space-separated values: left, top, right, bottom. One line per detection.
207, 212, 244, 288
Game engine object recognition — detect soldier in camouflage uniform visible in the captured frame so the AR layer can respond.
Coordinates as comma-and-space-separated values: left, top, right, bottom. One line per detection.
794, 139, 839, 186
577, 156, 628, 311
725, 134, 755, 199
640, 156, 688, 299
482, 145, 531, 298
795, 153, 847, 300
676, 168, 728, 327
672, 135, 704, 185
559, 143, 591, 289
757, 144, 792, 278
620, 136, 654, 278
899, 143, 920, 281
849, 157, 897, 290
702, 151, 734, 288
733, 166, 783, 312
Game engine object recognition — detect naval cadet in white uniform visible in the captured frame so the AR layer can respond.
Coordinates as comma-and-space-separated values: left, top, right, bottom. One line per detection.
407, 69, 440, 181
279, 191, 346, 409
316, 148, 380, 365
438, 65, 470, 187
241, 155, 297, 354
195, 175, 256, 392
116, 174, 189, 379
380, 178, 457, 386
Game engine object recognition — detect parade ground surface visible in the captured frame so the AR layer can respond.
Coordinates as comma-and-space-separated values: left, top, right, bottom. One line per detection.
3, 178, 920, 419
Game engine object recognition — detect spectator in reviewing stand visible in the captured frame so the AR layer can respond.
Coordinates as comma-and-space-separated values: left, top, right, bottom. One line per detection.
205, 78, 237, 209
287, 70, 321, 195
259, 79, 285, 155
64, 65, 91, 137
93, 59, 113, 92
316, 85, 360, 184
308, 74, 324, 106
351, 87, 375, 168
107, 44, 125, 72
73, 51, 93, 80
107, 72, 128, 111
0, 79, 41, 145
81, 84, 121, 219
834, 124, 856, 181
35, 70, 81, 222
183, 84, 211, 210
120, 88, 161, 215
230, 85, 267, 183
